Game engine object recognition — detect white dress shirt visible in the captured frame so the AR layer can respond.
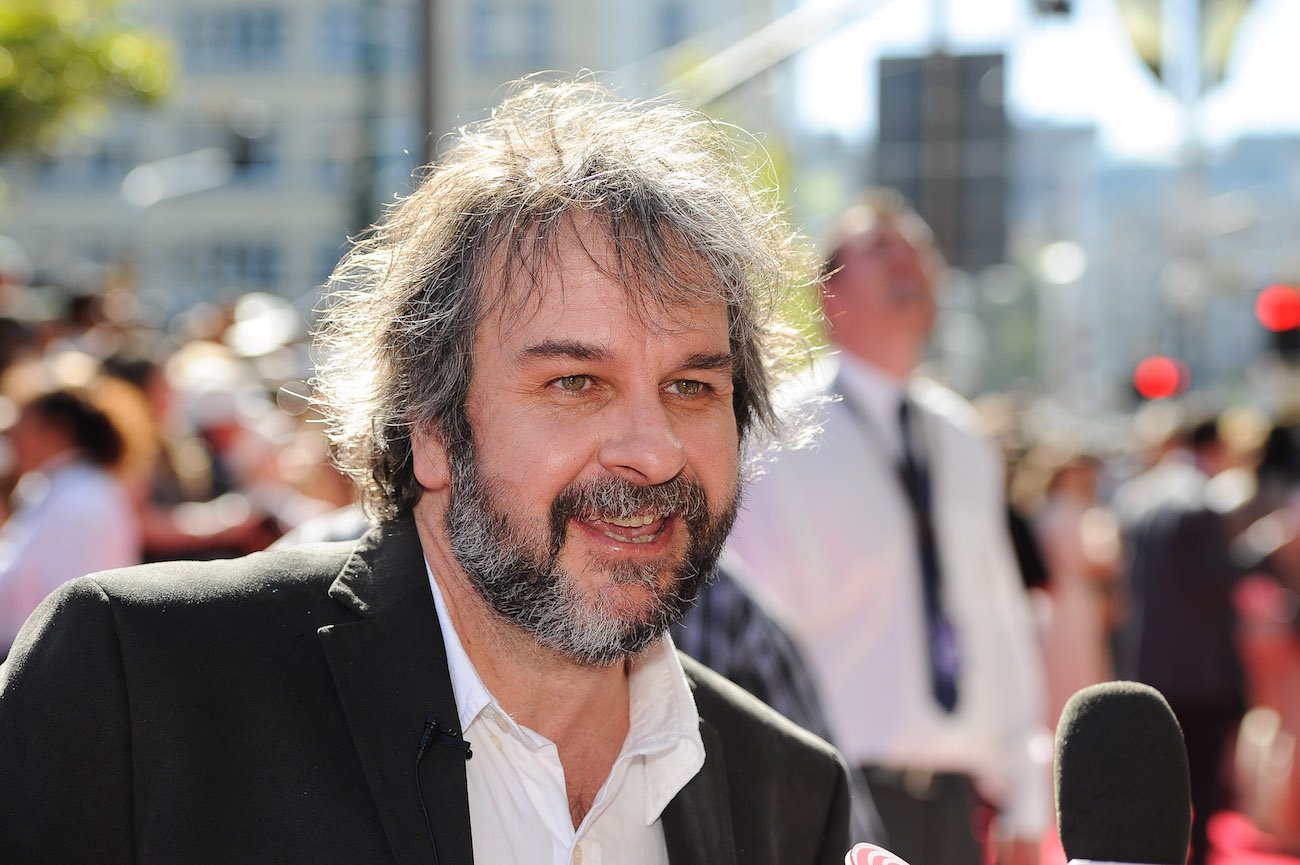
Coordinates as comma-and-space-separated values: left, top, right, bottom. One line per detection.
0, 457, 141, 649
727, 354, 1050, 838
426, 565, 705, 865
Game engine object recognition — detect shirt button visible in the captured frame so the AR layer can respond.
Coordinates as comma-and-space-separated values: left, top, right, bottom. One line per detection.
572, 845, 584, 865
490, 733, 503, 750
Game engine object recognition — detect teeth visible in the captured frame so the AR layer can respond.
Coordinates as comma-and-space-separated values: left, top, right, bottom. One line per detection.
580, 512, 665, 543
596, 513, 660, 528
601, 530, 658, 544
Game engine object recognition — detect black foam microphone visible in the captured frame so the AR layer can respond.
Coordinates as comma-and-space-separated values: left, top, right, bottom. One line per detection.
1054, 681, 1192, 865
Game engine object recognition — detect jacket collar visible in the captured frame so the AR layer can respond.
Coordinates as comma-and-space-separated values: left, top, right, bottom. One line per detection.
327, 512, 427, 616
319, 512, 473, 865
661, 713, 738, 865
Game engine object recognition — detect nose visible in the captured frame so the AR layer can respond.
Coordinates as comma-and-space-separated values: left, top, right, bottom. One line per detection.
597, 390, 687, 486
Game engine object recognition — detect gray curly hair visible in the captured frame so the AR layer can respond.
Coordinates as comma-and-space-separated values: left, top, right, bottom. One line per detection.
313, 78, 814, 519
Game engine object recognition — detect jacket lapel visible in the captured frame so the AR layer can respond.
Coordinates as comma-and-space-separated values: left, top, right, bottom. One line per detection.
662, 718, 738, 865
318, 513, 474, 865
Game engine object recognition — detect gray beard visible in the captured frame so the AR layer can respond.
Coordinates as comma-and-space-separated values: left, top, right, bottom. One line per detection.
444, 438, 735, 666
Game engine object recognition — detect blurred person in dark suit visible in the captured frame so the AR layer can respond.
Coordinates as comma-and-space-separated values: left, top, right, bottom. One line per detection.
1112, 414, 1245, 865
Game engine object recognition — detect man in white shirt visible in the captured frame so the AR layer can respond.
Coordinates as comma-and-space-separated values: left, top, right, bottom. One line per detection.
0, 80, 851, 865
727, 190, 1050, 865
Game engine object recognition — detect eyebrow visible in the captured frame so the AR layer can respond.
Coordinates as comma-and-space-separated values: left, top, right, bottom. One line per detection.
680, 351, 735, 374
520, 339, 608, 362
519, 340, 734, 373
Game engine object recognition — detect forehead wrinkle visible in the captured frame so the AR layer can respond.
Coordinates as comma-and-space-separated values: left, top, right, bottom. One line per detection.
500, 209, 724, 311
476, 212, 734, 365
487, 268, 727, 348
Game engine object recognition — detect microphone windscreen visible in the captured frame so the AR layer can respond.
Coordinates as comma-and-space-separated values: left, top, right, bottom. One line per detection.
1054, 681, 1191, 865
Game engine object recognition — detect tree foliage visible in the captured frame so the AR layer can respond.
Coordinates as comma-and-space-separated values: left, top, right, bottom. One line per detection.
0, 0, 172, 157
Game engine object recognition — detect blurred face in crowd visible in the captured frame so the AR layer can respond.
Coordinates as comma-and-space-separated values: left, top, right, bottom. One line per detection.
414, 215, 740, 665
823, 208, 941, 362
1051, 457, 1102, 504
7, 402, 72, 474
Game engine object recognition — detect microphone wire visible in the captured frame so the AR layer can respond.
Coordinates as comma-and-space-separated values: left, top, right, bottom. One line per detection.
415, 717, 474, 865
416, 719, 441, 865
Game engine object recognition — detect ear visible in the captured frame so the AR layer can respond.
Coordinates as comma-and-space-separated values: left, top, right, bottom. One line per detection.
411, 424, 451, 492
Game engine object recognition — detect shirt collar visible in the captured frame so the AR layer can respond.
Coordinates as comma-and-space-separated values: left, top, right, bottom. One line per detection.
12, 456, 95, 510
836, 353, 911, 460
425, 561, 494, 734
424, 561, 705, 823
34, 451, 81, 474
837, 352, 906, 427
626, 631, 705, 823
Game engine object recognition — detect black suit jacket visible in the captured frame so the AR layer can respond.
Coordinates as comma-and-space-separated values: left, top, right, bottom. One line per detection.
1114, 459, 1244, 706
0, 514, 850, 865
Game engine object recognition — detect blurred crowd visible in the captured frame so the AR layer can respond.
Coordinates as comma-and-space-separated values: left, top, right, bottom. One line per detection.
0, 254, 353, 650
995, 397, 1300, 858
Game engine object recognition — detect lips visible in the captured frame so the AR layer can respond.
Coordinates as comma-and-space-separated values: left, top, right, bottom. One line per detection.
580, 512, 668, 544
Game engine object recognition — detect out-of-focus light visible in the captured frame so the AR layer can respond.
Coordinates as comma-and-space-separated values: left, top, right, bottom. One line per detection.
1037, 241, 1088, 285
1255, 283, 1300, 332
1160, 258, 1207, 312
978, 264, 1028, 306
1133, 355, 1188, 400
121, 148, 232, 207
121, 165, 165, 207
62, 55, 97, 91
225, 292, 301, 358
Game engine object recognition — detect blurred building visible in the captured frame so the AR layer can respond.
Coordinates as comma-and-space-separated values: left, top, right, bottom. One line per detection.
0, 0, 786, 326
1008, 123, 1097, 410
1017, 128, 1300, 418
876, 52, 1009, 275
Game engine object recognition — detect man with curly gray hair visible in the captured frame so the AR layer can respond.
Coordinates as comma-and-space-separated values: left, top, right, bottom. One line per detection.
315, 79, 806, 520
1, 79, 851, 865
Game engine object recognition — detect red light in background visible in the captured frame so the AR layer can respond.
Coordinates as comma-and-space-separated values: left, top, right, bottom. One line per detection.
1256, 284, 1300, 332
1134, 355, 1188, 400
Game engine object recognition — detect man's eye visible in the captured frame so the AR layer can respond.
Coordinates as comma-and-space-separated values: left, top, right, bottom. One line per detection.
555, 375, 591, 392
671, 380, 706, 396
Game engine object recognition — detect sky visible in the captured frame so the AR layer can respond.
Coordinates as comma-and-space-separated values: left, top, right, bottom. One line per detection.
794, 0, 1300, 159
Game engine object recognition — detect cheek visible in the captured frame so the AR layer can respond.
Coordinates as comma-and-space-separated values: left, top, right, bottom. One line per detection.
683, 420, 741, 500
473, 413, 595, 497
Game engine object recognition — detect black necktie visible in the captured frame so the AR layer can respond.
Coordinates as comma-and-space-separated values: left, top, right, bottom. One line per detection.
897, 398, 960, 712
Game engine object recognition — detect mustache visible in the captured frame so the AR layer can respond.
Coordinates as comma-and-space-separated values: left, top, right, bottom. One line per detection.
547, 476, 710, 555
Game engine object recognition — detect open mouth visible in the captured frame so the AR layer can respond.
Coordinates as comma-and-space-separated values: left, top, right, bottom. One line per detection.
580, 511, 668, 544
